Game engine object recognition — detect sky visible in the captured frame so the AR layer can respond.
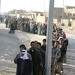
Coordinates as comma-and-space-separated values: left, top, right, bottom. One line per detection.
1, 0, 75, 13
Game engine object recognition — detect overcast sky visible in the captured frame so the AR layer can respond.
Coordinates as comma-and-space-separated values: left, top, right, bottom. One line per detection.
1, 0, 75, 13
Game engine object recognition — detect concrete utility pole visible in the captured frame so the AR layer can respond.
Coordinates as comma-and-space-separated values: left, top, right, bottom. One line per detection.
0, 0, 1, 14
45, 0, 54, 75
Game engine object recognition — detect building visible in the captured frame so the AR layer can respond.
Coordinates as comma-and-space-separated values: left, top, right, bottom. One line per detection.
43, 6, 75, 26
6, 6, 75, 27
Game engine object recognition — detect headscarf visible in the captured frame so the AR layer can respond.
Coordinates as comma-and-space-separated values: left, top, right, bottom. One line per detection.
20, 49, 29, 60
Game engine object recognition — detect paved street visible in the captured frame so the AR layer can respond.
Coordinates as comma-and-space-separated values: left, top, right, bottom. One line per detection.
0, 23, 45, 75
0, 23, 75, 75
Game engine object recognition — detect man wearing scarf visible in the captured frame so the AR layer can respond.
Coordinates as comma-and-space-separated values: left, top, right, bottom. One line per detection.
14, 45, 32, 64
15, 45, 33, 75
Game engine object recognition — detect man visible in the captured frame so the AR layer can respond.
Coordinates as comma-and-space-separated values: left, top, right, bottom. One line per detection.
5, 18, 8, 28
63, 32, 68, 63
41, 39, 46, 52
28, 41, 43, 75
57, 38, 66, 74
15, 45, 33, 75
14, 44, 32, 64
52, 41, 61, 75
37, 42, 45, 75
9, 20, 15, 34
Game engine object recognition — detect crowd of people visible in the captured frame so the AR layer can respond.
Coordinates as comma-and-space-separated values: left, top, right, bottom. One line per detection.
5, 17, 69, 75
17, 18, 47, 35
5, 18, 47, 35
52, 27, 68, 75
14, 26, 68, 75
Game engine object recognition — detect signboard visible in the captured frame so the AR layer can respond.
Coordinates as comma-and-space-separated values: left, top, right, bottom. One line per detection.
36, 16, 45, 23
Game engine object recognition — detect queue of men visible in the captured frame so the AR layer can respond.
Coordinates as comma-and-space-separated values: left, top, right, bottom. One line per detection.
17, 18, 47, 35
6, 17, 69, 75
5, 18, 47, 35
14, 28, 68, 75
52, 26, 68, 75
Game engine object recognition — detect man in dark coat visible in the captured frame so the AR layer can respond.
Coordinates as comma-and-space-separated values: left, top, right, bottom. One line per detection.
16, 51, 33, 75
14, 44, 32, 64
15, 45, 33, 75
5, 18, 8, 28
28, 41, 43, 75
9, 20, 15, 34
37, 42, 45, 75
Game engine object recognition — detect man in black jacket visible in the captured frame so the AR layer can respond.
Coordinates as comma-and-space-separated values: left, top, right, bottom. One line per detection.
14, 44, 33, 75
28, 41, 43, 75
37, 42, 45, 75
41, 39, 46, 52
